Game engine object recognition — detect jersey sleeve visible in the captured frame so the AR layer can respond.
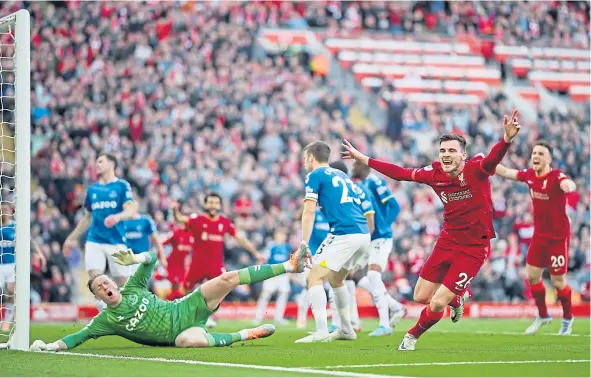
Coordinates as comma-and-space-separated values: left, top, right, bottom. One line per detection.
359, 186, 375, 216
556, 171, 569, 184
146, 216, 157, 235
62, 313, 113, 349
369, 177, 395, 204
120, 180, 134, 206
162, 231, 175, 246
410, 163, 437, 184
304, 171, 321, 202
83, 189, 92, 212
123, 251, 157, 290
226, 219, 237, 237
515, 168, 530, 182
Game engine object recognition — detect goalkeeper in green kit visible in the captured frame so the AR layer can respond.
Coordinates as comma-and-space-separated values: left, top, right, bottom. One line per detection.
30, 244, 310, 351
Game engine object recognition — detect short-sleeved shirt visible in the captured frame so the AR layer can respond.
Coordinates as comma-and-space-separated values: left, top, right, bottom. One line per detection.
516, 168, 570, 239
186, 214, 236, 269
411, 156, 495, 256
364, 174, 400, 239
124, 215, 157, 254
84, 179, 133, 245
304, 166, 369, 236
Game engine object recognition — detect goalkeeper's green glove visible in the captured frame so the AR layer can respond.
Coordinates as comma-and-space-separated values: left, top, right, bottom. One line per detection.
112, 249, 139, 266
30, 340, 60, 352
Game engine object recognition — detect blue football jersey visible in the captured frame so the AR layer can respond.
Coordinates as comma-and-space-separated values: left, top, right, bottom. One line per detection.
266, 242, 291, 265
0, 221, 15, 264
309, 209, 330, 255
84, 178, 133, 245
124, 215, 157, 254
365, 173, 401, 226
304, 166, 369, 235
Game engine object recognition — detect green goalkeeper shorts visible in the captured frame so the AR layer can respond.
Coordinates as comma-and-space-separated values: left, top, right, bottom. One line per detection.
172, 287, 220, 336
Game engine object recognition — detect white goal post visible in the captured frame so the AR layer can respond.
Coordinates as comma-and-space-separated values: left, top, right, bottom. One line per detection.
0, 9, 31, 352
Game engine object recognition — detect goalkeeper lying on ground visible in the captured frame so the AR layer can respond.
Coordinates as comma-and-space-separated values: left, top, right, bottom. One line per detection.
30, 244, 309, 351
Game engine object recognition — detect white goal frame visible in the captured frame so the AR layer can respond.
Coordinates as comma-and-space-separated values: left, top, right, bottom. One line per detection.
0, 9, 31, 352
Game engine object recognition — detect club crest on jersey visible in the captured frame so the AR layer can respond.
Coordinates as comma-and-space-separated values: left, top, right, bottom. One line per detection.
109, 191, 117, 198
128, 294, 138, 306
218, 224, 223, 232
458, 173, 467, 186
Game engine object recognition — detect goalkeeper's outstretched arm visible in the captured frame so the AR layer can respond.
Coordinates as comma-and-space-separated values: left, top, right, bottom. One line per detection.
31, 329, 90, 352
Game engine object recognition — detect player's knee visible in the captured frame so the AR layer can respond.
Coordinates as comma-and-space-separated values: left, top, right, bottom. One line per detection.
176, 335, 208, 348
368, 264, 382, 272
550, 275, 567, 290
413, 292, 430, 305
429, 297, 448, 312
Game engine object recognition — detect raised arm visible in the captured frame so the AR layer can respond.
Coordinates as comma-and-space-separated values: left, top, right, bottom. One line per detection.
171, 202, 189, 224
341, 139, 415, 181
481, 110, 521, 175
494, 164, 519, 181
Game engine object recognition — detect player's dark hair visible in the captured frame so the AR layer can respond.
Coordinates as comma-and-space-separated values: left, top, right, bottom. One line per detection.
98, 152, 118, 169
351, 161, 370, 180
204, 192, 222, 203
329, 161, 348, 175
87, 273, 104, 295
439, 134, 467, 151
534, 140, 553, 156
304, 141, 331, 163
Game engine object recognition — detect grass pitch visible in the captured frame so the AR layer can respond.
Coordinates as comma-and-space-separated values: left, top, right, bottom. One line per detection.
1, 318, 589, 377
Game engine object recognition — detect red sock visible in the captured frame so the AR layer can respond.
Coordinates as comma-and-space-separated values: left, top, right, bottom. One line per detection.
556, 285, 573, 320
408, 306, 444, 339
449, 295, 461, 307
530, 281, 549, 318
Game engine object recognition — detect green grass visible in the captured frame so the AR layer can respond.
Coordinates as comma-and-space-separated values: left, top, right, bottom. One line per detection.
1, 318, 589, 377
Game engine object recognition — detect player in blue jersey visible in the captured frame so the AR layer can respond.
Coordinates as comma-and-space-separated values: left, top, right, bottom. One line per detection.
1, 204, 44, 332
254, 228, 292, 325
124, 213, 167, 273
352, 161, 406, 337
325, 161, 374, 335
296, 141, 372, 343
64, 153, 139, 302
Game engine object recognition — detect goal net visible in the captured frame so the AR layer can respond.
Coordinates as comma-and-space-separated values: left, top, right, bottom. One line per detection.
0, 9, 30, 351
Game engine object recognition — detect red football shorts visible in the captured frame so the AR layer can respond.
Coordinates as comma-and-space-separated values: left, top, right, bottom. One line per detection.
526, 235, 570, 275
420, 242, 489, 296
183, 263, 226, 291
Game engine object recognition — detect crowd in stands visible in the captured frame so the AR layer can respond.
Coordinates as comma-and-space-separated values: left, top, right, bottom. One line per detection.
0, 1, 587, 304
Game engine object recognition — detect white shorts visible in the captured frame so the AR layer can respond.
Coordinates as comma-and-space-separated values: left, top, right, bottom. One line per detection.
262, 274, 291, 294
369, 238, 394, 271
0, 264, 15, 286
85, 242, 133, 278
312, 233, 371, 272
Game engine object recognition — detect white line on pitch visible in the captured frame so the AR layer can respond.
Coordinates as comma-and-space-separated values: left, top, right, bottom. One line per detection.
49, 351, 403, 378
319, 359, 591, 369
432, 330, 589, 337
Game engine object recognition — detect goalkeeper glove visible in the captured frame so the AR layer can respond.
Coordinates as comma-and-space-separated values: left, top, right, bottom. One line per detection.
30, 340, 60, 352
112, 249, 138, 266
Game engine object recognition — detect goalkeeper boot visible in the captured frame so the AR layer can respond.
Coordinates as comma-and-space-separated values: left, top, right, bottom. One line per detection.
559, 317, 574, 336
245, 324, 276, 340
450, 291, 470, 323
397, 333, 417, 351
290, 242, 309, 273
368, 325, 393, 337
525, 316, 552, 335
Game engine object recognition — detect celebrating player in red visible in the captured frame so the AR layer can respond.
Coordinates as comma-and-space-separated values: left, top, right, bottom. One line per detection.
172, 193, 263, 292
342, 110, 521, 351
162, 222, 194, 300
495, 141, 577, 335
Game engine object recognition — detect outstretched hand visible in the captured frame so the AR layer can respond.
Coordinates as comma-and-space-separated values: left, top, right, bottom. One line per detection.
503, 110, 521, 142
113, 249, 137, 266
341, 139, 369, 165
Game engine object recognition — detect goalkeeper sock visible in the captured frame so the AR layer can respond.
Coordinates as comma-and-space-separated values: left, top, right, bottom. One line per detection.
556, 285, 573, 320
408, 306, 444, 339
238, 264, 286, 285
205, 332, 242, 347
530, 281, 549, 318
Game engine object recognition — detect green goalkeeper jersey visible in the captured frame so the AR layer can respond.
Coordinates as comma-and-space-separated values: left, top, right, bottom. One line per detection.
62, 253, 216, 349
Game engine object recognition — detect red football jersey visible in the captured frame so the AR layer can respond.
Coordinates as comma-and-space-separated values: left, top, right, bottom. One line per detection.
163, 227, 194, 265
516, 168, 570, 239
411, 155, 496, 254
186, 213, 236, 267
